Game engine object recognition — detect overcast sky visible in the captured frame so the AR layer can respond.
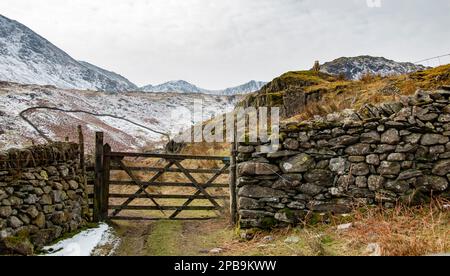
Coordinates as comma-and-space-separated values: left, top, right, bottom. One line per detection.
0, 0, 449, 89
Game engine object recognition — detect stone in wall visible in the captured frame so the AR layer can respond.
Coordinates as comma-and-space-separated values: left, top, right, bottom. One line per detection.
237, 88, 450, 228
0, 143, 89, 255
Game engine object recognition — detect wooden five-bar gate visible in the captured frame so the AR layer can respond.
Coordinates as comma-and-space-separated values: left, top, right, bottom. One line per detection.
90, 132, 238, 223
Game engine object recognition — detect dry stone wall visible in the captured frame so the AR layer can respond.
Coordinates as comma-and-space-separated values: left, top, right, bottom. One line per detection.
237, 88, 450, 228
0, 143, 89, 255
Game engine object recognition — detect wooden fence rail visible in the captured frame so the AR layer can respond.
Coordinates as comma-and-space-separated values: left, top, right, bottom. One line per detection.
89, 132, 238, 223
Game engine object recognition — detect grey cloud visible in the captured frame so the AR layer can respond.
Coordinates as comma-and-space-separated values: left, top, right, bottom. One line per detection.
0, 0, 449, 89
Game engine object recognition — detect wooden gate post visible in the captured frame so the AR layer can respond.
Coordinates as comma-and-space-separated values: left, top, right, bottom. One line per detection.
93, 132, 104, 222
77, 125, 86, 186
101, 144, 111, 220
229, 137, 238, 226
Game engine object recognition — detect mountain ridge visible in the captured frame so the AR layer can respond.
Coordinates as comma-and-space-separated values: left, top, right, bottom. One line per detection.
139, 80, 267, 95
320, 55, 427, 80
0, 14, 137, 92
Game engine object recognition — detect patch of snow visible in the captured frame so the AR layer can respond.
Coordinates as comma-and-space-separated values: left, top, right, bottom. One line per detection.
41, 223, 113, 256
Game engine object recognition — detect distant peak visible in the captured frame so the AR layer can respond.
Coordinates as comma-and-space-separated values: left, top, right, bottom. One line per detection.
320, 55, 426, 80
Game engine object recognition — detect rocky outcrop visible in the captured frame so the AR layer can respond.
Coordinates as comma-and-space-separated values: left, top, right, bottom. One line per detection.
237, 88, 450, 228
0, 143, 89, 255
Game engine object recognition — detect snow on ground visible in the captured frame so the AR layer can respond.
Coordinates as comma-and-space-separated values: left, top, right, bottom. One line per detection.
41, 223, 119, 256
0, 82, 238, 152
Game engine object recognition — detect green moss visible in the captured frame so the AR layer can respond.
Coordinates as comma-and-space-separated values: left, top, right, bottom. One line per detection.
4, 230, 30, 246
306, 212, 325, 225
321, 235, 334, 245
146, 220, 183, 256
1, 230, 34, 255
278, 70, 332, 85
266, 92, 284, 106
285, 124, 299, 132
281, 208, 295, 218
260, 217, 278, 229
40, 170, 49, 180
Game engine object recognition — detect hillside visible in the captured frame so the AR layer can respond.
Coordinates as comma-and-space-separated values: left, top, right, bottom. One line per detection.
78, 61, 138, 91
0, 82, 237, 151
320, 56, 427, 80
240, 64, 450, 120
0, 15, 137, 92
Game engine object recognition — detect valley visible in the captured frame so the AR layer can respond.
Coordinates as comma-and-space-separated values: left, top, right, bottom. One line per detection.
0, 81, 237, 151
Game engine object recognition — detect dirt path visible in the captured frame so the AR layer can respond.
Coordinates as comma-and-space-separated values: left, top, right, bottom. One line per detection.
110, 219, 234, 256
110, 222, 154, 256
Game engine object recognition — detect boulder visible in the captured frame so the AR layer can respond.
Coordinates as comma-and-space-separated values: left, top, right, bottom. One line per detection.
25, 206, 39, 219
395, 144, 418, 153
280, 154, 315, 173
329, 135, 359, 147
274, 209, 307, 224
426, 176, 449, 191
381, 129, 400, 144
387, 153, 406, 161
307, 202, 352, 214
337, 175, 355, 189
432, 160, 450, 176
9, 216, 23, 229
397, 170, 423, 180
267, 151, 299, 159
304, 169, 334, 187
385, 180, 410, 194
360, 131, 381, 144
366, 154, 380, 165
272, 178, 298, 190
238, 162, 280, 176
33, 213, 46, 229
39, 194, 53, 205
329, 157, 349, 175
238, 185, 286, 199
378, 161, 401, 176
421, 134, 449, 146
68, 180, 79, 190
0, 234, 34, 256
345, 144, 371, 156
297, 184, 323, 196
283, 139, 299, 150
239, 210, 275, 219
375, 144, 397, 154
368, 175, 385, 191
0, 206, 12, 218
403, 133, 422, 144
287, 201, 306, 210
355, 176, 368, 188
351, 163, 370, 176
375, 190, 398, 203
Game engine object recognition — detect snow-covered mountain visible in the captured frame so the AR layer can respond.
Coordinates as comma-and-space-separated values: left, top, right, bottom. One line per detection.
78, 61, 138, 91
221, 80, 267, 95
0, 82, 238, 151
320, 56, 427, 80
0, 14, 137, 92
139, 80, 267, 95
140, 80, 207, 94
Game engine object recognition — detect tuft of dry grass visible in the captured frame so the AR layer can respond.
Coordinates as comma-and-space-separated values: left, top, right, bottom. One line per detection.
340, 198, 450, 256
359, 72, 383, 83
